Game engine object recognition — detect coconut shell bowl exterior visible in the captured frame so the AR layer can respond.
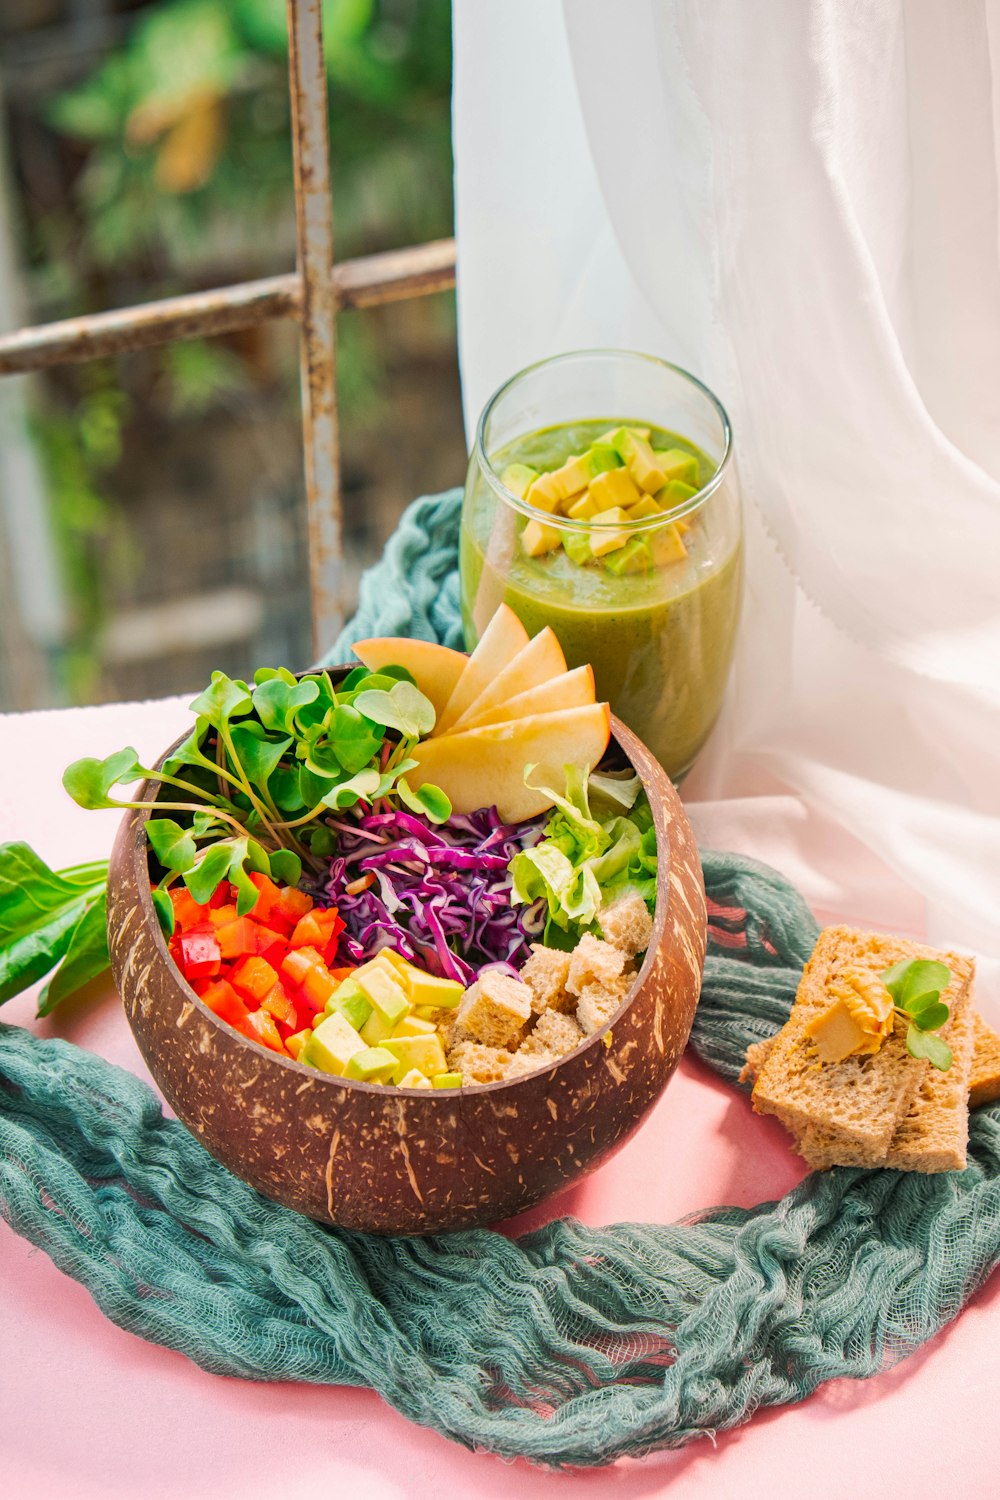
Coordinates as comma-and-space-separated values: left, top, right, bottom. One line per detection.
106, 672, 708, 1236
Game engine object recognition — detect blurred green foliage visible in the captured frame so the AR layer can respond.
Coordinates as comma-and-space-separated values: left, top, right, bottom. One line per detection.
22, 0, 453, 700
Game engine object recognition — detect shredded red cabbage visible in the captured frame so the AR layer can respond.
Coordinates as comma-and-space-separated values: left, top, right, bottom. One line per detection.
319, 806, 547, 985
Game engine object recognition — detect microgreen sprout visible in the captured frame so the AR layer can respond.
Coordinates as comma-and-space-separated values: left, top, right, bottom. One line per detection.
61, 665, 449, 929
882, 959, 954, 1071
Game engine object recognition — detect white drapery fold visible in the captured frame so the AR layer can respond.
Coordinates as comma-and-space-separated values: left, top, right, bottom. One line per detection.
454, 0, 1000, 989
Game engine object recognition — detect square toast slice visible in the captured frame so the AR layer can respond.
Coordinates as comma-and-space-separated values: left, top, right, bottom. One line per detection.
750, 926, 974, 1157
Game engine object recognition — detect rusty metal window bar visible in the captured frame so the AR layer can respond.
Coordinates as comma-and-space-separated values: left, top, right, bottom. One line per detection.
0, 0, 456, 656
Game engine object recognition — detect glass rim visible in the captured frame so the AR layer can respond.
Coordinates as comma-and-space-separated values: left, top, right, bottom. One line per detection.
473, 347, 734, 533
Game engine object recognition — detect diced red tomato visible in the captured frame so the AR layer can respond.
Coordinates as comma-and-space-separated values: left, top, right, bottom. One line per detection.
238, 1008, 287, 1054
200, 979, 251, 1028
274, 885, 313, 923
177, 931, 222, 980
230, 954, 279, 1003
169, 887, 208, 932
260, 981, 298, 1030
215, 916, 260, 960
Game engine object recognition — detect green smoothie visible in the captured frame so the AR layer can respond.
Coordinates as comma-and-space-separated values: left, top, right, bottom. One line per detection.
460, 419, 743, 780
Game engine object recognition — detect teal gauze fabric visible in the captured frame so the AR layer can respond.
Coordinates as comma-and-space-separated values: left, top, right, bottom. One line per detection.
3, 489, 1000, 1469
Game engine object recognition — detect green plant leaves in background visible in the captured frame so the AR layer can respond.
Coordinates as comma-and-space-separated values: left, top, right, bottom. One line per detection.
0, 842, 109, 1011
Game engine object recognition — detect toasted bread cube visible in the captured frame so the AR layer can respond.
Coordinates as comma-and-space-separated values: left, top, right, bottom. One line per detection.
598, 892, 653, 958
457, 971, 532, 1049
505, 1048, 558, 1080
566, 933, 627, 997
520, 944, 575, 1015
522, 1009, 583, 1058
576, 976, 631, 1035
448, 1040, 511, 1085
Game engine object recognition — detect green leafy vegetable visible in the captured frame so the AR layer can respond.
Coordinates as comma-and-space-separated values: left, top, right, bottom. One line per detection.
0, 841, 109, 1011
882, 958, 954, 1072
509, 765, 657, 946
397, 778, 452, 825
62, 662, 449, 920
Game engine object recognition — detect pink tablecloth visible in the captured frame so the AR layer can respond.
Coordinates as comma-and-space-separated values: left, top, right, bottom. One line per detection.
2, 697, 998, 1500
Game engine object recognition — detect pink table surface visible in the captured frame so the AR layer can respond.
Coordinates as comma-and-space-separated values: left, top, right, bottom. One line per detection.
2, 697, 998, 1500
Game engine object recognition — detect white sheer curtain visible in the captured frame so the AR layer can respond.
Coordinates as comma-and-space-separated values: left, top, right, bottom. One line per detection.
453, 0, 1000, 997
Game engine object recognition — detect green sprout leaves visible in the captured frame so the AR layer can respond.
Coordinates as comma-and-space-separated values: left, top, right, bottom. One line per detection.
354, 680, 435, 740
882, 958, 954, 1071
62, 747, 143, 809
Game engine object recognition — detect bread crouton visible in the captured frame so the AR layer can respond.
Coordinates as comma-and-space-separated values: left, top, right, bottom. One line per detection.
521, 1009, 583, 1059
448, 1040, 511, 1085
457, 971, 532, 1049
598, 891, 653, 958
969, 1013, 1000, 1108
575, 975, 631, 1035
520, 944, 576, 1015
504, 1047, 558, 1080
566, 934, 627, 997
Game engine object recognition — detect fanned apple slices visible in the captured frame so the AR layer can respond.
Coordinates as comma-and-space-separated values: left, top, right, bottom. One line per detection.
351, 604, 611, 823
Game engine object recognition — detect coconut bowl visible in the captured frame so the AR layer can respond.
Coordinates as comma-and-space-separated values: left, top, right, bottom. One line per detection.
106, 669, 707, 1235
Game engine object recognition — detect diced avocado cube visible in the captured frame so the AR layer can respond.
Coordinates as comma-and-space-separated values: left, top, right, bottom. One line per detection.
649, 523, 688, 566
598, 424, 650, 444
625, 495, 662, 521
521, 518, 562, 557
286, 1028, 312, 1061
588, 506, 630, 557
353, 962, 411, 1025
524, 472, 562, 514
384, 1033, 448, 1079
412, 1004, 440, 1021
604, 536, 653, 576
360, 1007, 397, 1046
655, 479, 698, 516
547, 452, 593, 500
608, 427, 667, 494
303, 1011, 366, 1076
585, 443, 623, 477
327, 979, 372, 1033
392, 1015, 438, 1038
562, 529, 593, 566
589, 467, 641, 512
397, 1067, 432, 1089
567, 490, 599, 521
500, 463, 539, 500
345, 1046, 398, 1083
432, 1072, 463, 1089
653, 448, 699, 487
401, 967, 465, 1009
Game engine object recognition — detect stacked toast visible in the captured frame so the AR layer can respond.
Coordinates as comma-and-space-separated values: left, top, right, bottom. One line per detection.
742, 927, 1000, 1173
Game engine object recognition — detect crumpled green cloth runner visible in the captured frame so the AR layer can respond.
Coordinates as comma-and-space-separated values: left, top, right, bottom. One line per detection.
1, 489, 998, 1469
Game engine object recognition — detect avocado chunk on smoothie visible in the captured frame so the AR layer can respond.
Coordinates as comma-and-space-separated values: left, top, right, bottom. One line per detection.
461, 418, 742, 780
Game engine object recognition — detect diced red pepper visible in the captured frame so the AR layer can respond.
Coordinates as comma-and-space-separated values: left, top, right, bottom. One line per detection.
279, 948, 316, 988
177, 931, 222, 980
208, 903, 240, 929
215, 916, 260, 960
300, 964, 336, 1010
238, 1008, 287, 1054
247, 872, 283, 920
207, 883, 231, 909
254, 925, 289, 966
290, 908, 345, 952
260, 981, 297, 1030
329, 966, 356, 982
200, 979, 251, 1028
169, 887, 208, 932
230, 954, 279, 1003
274, 885, 313, 923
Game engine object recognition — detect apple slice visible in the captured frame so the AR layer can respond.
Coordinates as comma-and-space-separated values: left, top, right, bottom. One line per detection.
408, 703, 612, 823
351, 636, 467, 720
448, 627, 568, 733
435, 603, 529, 734
460, 664, 596, 730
